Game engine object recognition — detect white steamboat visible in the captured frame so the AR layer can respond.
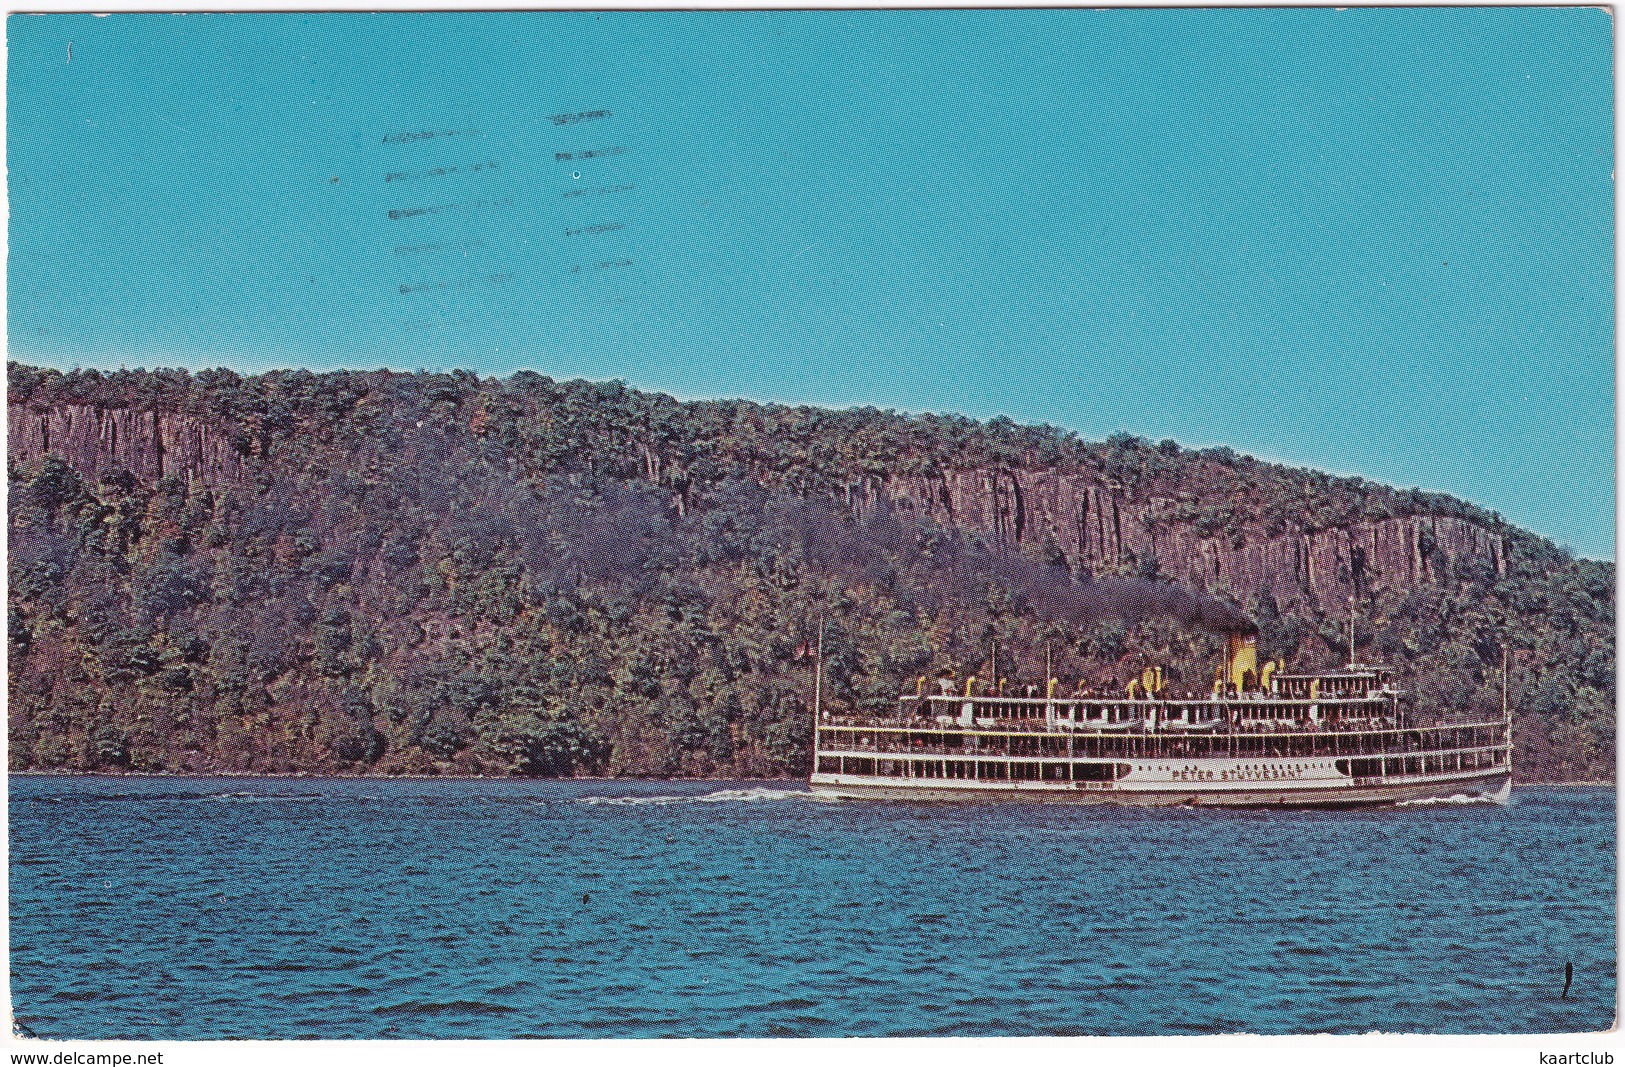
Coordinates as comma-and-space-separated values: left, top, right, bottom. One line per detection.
809, 634, 1511, 807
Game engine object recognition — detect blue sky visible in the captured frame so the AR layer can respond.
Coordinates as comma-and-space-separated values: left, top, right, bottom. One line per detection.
8, 9, 1615, 558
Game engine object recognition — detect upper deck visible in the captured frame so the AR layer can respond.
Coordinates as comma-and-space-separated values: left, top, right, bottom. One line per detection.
890, 669, 1403, 735
819, 679, 1504, 764
816, 642, 1506, 760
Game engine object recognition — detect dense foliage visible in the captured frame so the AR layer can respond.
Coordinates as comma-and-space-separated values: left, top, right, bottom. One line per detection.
7, 362, 1614, 781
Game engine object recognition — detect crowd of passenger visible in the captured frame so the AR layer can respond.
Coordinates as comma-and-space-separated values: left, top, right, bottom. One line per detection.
821, 710, 1403, 735
1229, 716, 1398, 733
924, 677, 1382, 703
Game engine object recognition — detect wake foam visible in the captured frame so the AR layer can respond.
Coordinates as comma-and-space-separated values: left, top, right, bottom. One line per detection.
577, 787, 811, 807
1395, 787, 1510, 808
208, 792, 324, 803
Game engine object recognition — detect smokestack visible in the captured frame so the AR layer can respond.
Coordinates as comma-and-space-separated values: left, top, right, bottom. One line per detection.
1226, 632, 1259, 692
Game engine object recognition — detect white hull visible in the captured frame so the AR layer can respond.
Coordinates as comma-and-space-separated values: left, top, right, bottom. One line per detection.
808, 766, 1512, 807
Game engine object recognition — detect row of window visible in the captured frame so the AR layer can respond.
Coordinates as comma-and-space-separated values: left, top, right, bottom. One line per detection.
817, 756, 1124, 782
817, 747, 1509, 783
819, 728, 1507, 760
1336, 749, 1506, 778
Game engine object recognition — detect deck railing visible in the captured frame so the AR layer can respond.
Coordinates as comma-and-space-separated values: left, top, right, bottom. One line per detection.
815, 719, 1508, 761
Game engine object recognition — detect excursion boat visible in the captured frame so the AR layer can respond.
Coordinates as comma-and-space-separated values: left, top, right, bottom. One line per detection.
809, 633, 1512, 806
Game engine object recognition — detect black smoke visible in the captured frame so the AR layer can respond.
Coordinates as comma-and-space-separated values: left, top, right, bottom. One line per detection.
699, 485, 1257, 637
421, 472, 1254, 638
1014, 572, 1257, 636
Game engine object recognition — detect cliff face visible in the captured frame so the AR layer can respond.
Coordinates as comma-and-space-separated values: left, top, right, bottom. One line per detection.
7, 403, 246, 487
7, 400, 1507, 611
874, 470, 1505, 604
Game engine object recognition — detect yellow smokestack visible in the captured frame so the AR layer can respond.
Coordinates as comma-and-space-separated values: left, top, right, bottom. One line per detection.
1227, 633, 1258, 692
1154, 666, 1164, 693
965, 676, 978, 698
1127, 678, 1140, 700
1142, 667, 1156, 695
1047, 677, 1058, 699
918, 676, 927, 698
1259, 661, 1276, 691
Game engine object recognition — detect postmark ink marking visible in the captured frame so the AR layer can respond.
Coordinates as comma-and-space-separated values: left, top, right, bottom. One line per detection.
399, 273, 513, 295
385, 162, 502, 183
389, 198, 513, 221
394, 239, 488, 256
383, 130, 479, 145
563, 183, 635, 199
549, 110, 612, 126
556, 146, 627, 162
564, 223, 626, 237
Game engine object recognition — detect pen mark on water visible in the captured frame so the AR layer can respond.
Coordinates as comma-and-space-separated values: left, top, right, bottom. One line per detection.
571, 259, 633, 273
385, 161, 502, 183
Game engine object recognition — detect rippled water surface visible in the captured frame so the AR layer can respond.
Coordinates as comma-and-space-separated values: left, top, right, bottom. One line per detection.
10, 777, 1616, 1039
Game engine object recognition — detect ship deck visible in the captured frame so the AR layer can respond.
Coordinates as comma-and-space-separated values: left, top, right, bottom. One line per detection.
816, 715, 1509, 760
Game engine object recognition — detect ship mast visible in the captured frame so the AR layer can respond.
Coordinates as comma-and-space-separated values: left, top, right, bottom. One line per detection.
1502, 644, 1509, 721
1503, 644, 1515, 784
813, 614, 824, 721
1045, 640, 1053, 719
1348, 596, 1356, 668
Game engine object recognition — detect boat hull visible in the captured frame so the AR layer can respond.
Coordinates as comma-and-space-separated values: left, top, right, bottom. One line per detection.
808, 768, 1512, 807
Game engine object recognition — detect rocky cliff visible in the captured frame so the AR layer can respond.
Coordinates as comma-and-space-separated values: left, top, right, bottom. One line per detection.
7, 402, 246, 487
8, 391, 1508, 611
872, 469, 1506, 605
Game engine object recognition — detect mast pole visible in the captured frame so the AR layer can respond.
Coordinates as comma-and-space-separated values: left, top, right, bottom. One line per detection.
1502, 644, 1509, 722
808, 614, 826, 780
1503, 642, 1514, 788
814, 614, 824, 722
1348, 596, 1356, 668
1045, 640, 1053, 722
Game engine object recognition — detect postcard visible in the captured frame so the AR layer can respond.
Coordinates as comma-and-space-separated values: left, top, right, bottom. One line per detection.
5, 5, 1615, 1055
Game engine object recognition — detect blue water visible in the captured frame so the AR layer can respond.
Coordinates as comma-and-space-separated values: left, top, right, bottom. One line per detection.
9, 776, 1616, 1039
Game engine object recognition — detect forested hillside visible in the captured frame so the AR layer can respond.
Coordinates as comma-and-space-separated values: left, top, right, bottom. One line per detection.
7, 362, 1614, 781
